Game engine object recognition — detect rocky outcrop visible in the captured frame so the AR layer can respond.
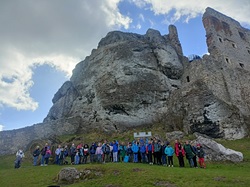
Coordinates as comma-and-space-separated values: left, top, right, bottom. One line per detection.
0, 7, 250, 156
57, 167, 103, 185
57, 167, 79, 184
44, 26, 184, 131
193, 133, 243, 162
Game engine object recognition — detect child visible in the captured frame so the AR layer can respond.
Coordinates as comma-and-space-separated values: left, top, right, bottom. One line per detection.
165, 143, 174, 167
95, 142, 103, 163
82, 144, 89, 164
197, 144, 206, 168
74, 149, 80, 165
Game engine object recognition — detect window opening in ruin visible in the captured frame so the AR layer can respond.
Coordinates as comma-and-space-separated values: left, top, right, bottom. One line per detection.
239, 63, 244, 68
232, 43, 237, 48
219, 38, 222, 43
225, 58, 229, 63
186, 76, 190, 82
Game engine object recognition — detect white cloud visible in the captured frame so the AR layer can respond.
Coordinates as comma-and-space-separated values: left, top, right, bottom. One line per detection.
102, 0, 132, 29
0, 125, 4, 131
0, 0, 131, 111
129, 0, 148, 8
133, 0, 250, 25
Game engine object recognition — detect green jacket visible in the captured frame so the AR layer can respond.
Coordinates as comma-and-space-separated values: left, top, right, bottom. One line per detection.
183, 144, 195, 159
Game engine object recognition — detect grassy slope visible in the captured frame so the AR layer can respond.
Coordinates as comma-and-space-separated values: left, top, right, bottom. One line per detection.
0, 136, 250, 187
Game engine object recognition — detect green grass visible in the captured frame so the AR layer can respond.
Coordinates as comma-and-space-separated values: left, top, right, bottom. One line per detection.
1, 138, 250, 187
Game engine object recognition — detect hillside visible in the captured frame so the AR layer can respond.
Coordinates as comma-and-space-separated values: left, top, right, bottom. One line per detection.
0, 136, 250, 187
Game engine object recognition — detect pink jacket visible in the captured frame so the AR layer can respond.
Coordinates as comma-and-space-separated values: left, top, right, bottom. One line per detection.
95, 147, 103, 155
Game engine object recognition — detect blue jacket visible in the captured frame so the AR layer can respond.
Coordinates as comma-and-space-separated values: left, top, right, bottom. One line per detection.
165, 146, 174, 156
139, 145, 146, 153
113, 143, 119, 152
132, 143, 139, 153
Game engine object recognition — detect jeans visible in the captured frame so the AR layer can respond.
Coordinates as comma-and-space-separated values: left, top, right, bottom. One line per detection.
33, 156, 39, 166
97, 154, 102, 163
55, 155, 60, 165
41, 155, 45, 165
162, 155, 167, 165
75, 155, 80, 165
133, 153, 138, 163
113, 152, 118, 162
188, 158, 194, 167
140, 152, 146, 163
90, 154, 95, 163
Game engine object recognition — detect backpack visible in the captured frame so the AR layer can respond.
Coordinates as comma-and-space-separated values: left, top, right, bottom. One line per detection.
64, 149, 68, 157
127, 147, 132, 154
104, 145, 110, 154
90, 145, 96, 154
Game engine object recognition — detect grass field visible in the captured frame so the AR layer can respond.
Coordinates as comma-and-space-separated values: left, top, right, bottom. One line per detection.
0, 137, 250, 187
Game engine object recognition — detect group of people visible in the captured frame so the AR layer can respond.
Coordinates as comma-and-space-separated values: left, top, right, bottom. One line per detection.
28, 137, 206, 169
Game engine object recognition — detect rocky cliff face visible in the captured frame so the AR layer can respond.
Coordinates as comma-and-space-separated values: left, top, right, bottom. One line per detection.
43, 26, 184, 132
0, 7, 249, 155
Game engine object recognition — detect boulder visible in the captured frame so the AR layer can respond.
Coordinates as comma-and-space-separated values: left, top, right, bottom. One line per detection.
57, 167, 79, 184
193, 133, 243, 162
57, 167, 103, 185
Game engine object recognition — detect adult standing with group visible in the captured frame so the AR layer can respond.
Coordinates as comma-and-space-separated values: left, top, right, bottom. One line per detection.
33, 146, 40, 166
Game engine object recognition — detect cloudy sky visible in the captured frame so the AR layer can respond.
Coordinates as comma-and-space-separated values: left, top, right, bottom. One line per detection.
0, 0, 250, 131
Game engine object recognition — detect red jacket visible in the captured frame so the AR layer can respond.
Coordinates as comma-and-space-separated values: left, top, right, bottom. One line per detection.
175, 143, 185, 157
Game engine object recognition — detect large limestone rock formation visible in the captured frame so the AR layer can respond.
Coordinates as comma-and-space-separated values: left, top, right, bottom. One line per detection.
0, 7, 249, 156
43, 26, 184, 132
